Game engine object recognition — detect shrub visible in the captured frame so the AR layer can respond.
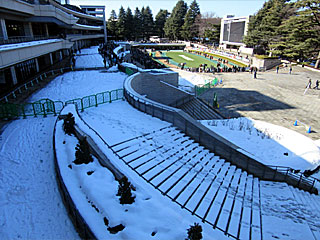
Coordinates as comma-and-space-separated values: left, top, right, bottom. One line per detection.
186, 223, 203, 240
63, 112, 75, 135
73, 137, 93, 165
117, 176, 135, 204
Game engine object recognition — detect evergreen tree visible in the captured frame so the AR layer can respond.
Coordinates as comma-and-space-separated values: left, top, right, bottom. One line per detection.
243, 0, 293, 54
107, 10, 117, 39
142, 6, 154, 39
117, 176, 135, 204
124, 7, 134, 40
74, 137, 93, 165
116, 6, 126, 40
181, 0, 200, 40
133, 7, 143, 40
164, 0, 188, 40
276, 0, 320, 66
155, 9, 169, 38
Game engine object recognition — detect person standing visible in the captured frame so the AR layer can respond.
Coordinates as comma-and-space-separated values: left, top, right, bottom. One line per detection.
276, 65, 279, 73
289, 65, 292, 74
253, 68, 257, 79
306, 79, 312, 89
314, 80, 319, 90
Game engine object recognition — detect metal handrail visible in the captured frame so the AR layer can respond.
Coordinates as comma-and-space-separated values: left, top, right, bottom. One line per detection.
268, 165, 320, 185
0, 67, 72, 103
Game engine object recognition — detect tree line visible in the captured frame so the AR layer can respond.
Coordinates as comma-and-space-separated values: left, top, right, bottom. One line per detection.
107, 0, 221, 43
244, 0, 320, 66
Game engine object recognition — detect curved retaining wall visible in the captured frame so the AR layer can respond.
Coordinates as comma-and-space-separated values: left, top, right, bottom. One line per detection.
53, 117, 97, 240
53, 106, 126, 240
124, 71, 318, 194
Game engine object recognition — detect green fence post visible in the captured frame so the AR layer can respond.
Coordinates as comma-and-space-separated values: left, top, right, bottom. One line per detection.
32, 103, 37, 117
109, 91, 111, 103
52, 102, 57, 116
95, 94, 98, 107
21, 104, 26, 118
42, 103, 47, 117
81, 98, 84, 112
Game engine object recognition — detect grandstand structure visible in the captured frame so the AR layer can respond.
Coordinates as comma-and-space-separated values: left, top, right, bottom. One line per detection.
0, 0, 105, 94
219, 15, 250, 50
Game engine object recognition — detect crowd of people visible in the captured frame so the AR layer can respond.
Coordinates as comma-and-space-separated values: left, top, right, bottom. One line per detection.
130, 48, 165, 69
98, 41, 119, 68
182, 64, 247, 74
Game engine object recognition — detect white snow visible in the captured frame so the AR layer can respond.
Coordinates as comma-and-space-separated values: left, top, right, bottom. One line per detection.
0, 117, 79, 239
74, 46, 105, 68
201, 118, 320, 172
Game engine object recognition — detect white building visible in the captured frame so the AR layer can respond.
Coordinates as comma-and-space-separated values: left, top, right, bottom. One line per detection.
0, 0, 105, 93
219, 15, 250, 50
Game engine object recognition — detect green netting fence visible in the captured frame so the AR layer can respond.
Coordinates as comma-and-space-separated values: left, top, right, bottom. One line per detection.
195, 77, 219, 96
0, 89, 124, 119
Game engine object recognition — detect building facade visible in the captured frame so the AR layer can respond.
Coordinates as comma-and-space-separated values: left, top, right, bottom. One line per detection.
0, 0, 105, 94
219, 15, 250, 50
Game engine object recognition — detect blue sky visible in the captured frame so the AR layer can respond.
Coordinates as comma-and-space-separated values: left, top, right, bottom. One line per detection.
68, 0, 267, 19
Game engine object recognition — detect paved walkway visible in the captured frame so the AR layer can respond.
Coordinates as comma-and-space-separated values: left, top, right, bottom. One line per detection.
199, 66, 320, 140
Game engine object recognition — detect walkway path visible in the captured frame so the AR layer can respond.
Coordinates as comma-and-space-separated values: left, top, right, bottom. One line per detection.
200, 66, 320, 140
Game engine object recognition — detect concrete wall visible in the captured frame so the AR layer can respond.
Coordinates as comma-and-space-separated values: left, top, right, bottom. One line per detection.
252, 57, 281, 70
0, 0, 35, 15
34, 5, 78, 25
0, 39, 70, 69
130, 71, 186, 106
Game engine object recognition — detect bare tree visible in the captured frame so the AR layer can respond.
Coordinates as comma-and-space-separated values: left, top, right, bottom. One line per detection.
192, 12, 221, 43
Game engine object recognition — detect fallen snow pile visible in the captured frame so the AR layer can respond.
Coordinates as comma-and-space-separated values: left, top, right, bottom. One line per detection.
201, 118, 320, 173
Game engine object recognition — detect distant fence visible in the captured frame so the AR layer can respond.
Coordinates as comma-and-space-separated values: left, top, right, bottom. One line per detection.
187, 49, 248, 67
0, 67, 72, 104
0, 89, 124, 119
0, 66, 107, 104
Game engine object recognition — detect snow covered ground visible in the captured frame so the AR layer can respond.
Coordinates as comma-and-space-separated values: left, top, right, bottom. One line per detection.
74, 46, 104, 69
1, 45, 320, 239
0, 116, 78, 239
201, 118, 320, 174
0, 48, 126, 239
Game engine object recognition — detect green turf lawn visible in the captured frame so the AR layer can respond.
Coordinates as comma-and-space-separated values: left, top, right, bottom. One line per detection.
165, 51, 221, 68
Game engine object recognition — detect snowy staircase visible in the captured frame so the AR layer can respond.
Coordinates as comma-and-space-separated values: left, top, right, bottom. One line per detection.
177, 98, 222, 120
289, 186, 320, 239
110, 126, 263, 239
